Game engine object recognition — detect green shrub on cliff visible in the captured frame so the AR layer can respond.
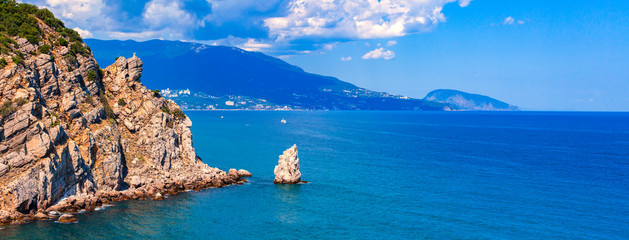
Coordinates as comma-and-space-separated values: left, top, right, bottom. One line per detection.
14, 97, 28, 106
63, 28, 82, 43
11, 54, 23, 65
0, 58, 6, 68
38, 44, 51, 54
35, 8, 64, 31
57, 37, 68, 47
1, 0, 82, 46
0, 35, 17, 49
86, 70, 97, 81
0, 100, 16, 117
99, 92, 114, 119
63, 53, 77, 66
0, 1, 42, 43
173, 108, 186, 120
161, 105, 171, 114
70, 43, 89, 57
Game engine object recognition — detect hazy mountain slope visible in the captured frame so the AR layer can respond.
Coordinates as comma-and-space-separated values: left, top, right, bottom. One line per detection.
85, 39, 446, 111
423, 89, 520, 111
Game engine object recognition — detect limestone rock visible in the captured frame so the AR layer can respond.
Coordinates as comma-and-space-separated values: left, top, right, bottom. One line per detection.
57, 214, 78, 223
274, 145, 301, 184
237, 169, 252, 177
0, 6, 247, 223
130, 176, 143, 188
34, 212, 48, 220
228, 168, 239, 177
0, 210, 11, 224
0, 164, 8, 177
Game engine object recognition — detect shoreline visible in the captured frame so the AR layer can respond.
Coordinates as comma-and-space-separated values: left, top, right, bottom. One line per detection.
0, 169, 250, 225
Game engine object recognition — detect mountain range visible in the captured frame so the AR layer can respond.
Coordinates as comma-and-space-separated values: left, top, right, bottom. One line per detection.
85, 39, 518, 111
85, 39, 446, 111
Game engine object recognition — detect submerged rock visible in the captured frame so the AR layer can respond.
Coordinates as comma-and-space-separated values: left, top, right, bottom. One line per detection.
274, 145, 302, 184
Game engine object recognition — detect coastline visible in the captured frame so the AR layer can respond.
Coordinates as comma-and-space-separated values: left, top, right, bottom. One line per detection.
1, 168, 250, 225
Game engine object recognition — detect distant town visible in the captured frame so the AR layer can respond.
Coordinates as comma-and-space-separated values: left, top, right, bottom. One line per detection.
160, 88, 413, 111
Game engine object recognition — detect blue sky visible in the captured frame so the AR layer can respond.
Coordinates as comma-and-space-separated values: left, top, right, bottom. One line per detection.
24, 0, 629, 111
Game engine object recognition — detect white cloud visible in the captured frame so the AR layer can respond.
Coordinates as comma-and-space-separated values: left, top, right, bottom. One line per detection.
41, 0, 115, 32
264, 0, 472, 41
323, 43, 336, 51
458, 0, 472, 7
240, 38, 273, 52
34, 0, 203, 41
503, 16, 515, 25
44, 0, 107, 24
31, 0, 474, 53
503, 16, 525, 25
387, 40, 397, 47
143, 0, 196, 29
72, 27, 93, 38
341, 56, 352, 61
362, 47, 395, 60
106, 30, 165, 40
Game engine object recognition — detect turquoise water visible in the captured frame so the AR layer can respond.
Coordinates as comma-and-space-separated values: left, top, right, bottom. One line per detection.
1, 111, 628, 239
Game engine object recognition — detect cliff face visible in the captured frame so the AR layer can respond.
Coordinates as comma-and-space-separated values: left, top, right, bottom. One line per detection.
0, 7, 243, 223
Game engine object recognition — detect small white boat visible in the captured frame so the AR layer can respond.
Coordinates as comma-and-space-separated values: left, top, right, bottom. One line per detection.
221, 116, 224, 119
281, 119, 287, 124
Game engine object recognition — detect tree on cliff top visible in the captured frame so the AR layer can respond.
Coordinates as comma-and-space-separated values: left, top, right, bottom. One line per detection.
0, 0, 81, 45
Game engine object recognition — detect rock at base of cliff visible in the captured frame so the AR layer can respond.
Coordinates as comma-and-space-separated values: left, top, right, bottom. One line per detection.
274, 145, 302, 184
0, 211, 11, 224
57, 214, 78, 223
34, 212, 48, 220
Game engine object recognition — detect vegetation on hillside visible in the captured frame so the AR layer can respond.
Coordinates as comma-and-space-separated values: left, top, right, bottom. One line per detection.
0, 0, 88, 62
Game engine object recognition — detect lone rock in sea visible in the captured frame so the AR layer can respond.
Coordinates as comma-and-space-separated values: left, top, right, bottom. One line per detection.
274, 145, 302, 184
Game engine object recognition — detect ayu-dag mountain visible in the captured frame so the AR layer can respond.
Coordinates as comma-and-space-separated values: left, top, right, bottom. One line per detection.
86, 39, 518, 111
424, 89, 520, 111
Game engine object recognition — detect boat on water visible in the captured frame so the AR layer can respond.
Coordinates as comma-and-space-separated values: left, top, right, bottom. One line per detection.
281, 119, 287, 124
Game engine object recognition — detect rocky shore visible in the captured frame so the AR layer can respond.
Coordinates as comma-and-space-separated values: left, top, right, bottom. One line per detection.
1, 168, 251, 224
0, 4, 249, 225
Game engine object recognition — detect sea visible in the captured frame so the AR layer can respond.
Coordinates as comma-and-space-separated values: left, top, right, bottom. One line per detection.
1, 111, 627, 239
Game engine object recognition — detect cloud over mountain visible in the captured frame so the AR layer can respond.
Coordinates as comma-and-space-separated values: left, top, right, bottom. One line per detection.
25, 0, 472, 51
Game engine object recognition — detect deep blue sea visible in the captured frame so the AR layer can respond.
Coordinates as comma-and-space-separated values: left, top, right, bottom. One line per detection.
1, 111, 628, 239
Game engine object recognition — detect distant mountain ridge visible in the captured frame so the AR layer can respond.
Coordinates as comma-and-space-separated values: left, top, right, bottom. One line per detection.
85, 39, 445, 111
423, 89, 520, 111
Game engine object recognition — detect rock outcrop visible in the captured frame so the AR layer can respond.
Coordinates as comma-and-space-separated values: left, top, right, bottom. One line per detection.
274, 145, 301, 184
57, 214, 77, 223
237, 169, 252, 177
0, 4, 248, 224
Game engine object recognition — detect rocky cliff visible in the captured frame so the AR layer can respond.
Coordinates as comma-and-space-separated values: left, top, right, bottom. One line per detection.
0, 2, 246, 224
